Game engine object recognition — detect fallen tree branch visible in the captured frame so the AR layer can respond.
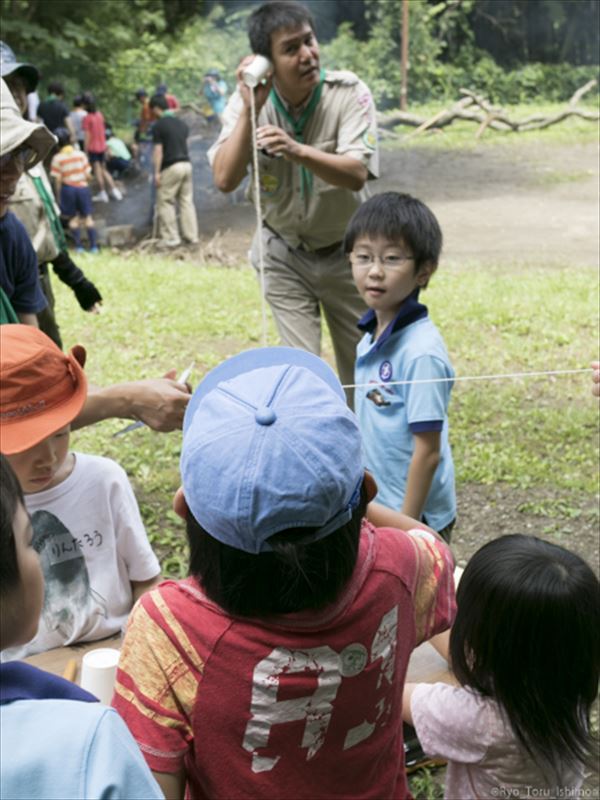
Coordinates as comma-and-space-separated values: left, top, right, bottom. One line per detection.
376, 81, 598, 138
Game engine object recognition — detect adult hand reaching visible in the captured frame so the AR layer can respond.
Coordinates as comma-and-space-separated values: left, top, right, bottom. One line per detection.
74, 371, 192, 432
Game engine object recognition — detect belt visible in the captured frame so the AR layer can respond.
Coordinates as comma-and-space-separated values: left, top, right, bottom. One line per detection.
263, 223, 342, 257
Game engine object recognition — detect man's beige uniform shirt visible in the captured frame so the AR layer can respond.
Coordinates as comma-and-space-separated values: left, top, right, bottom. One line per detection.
208, 70, 379, 251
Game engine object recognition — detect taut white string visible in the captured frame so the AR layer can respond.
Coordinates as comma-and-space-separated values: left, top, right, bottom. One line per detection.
249, 88, 269, 348
342, 367, 592, 390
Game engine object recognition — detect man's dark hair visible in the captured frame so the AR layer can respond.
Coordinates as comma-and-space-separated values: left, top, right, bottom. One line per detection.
248, 1, 316, 58
149, 93, 168, 111
186, 481, 368, 617
73, 94, 84, 107
343, 192, 443, 282
0, 455, 25, 596
450, 534, 600, 780
47, 81, 64, 97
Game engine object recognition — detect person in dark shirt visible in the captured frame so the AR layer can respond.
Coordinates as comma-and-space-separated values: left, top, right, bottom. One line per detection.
36, 81, 74, 137
150, 93, 198, 247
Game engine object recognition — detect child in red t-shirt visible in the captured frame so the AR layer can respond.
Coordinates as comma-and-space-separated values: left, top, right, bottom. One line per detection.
81, 93, 122, 203
113, 347, 456, 800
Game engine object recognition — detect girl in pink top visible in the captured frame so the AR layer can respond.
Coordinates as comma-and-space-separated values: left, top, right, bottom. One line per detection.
404, 534, 599, 800
82, 93, 122, 202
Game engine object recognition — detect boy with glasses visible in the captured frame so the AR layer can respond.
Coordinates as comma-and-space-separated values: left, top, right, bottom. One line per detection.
345, 192, 456, 541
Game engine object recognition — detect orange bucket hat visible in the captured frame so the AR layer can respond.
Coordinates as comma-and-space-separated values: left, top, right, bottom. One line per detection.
0, 325, 87, 455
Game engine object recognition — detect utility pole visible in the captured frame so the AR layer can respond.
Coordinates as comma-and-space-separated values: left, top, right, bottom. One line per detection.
400, 0, 409, 110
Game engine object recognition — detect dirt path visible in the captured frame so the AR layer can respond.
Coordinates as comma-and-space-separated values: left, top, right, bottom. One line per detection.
192, 138, 599, 267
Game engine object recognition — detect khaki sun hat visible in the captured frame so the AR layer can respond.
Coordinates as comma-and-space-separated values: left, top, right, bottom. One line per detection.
0, 76, 55, 162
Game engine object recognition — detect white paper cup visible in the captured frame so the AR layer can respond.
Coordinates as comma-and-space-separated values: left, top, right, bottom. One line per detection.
242, 55, 272, 88
80, 647, 120, 704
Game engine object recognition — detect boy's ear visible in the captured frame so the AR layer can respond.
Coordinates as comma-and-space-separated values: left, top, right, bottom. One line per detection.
173, 486, 189, 520
363, 470, 378, 503
416, 261, 435, 287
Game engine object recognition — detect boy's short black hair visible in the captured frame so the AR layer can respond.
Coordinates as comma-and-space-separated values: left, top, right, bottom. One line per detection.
343, 192, 443, 281
47, 81, 64, 96
186, 482, 368, 617
248, 1, 316, 58
149, 93, 168, 111
0, 455, 24, 596
54, 126, 70, 148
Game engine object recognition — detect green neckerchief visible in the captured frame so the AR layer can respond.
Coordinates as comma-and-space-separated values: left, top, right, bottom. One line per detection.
269, 68, 326, 199
163, 110, 176, 117
46, 93, 58, 102
31, 174, 67, 252
0, 286, 18, 325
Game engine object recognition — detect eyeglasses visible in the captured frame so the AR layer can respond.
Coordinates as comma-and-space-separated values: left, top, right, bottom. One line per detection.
0, 146, 38, 171
350, 252, 415, 271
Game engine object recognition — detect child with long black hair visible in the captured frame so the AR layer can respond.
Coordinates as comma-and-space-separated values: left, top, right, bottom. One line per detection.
403, 534, 599, 799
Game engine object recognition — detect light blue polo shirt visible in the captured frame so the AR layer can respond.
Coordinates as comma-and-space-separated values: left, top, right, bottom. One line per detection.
355, 295, 456, 532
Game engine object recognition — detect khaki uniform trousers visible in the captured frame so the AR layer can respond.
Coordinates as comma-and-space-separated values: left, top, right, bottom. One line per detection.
156, 161, 198, 245
251, 226, 367, 407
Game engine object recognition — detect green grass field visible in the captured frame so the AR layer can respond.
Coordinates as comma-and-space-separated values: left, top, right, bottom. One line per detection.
54, 252, 598, 576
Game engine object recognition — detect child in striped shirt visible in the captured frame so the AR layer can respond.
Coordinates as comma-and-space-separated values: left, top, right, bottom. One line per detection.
50, 128, 99, 254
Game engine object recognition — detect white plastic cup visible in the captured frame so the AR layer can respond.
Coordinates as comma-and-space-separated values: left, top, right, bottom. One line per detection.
80, 647, 120, 704
242, 55, 272, 88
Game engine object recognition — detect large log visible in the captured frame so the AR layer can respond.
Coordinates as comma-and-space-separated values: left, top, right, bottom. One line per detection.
376, 82, 598, 138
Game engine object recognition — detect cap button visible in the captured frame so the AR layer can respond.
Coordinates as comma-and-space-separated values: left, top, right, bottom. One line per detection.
255, 406, 276, 426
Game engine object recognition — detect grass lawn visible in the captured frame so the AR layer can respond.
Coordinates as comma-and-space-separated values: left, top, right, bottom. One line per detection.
54, 252, 599, 576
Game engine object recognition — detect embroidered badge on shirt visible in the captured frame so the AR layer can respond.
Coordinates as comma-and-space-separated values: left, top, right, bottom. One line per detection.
260, 173, 279, 195
379, 360, 392, 381
362, 129, 376, 151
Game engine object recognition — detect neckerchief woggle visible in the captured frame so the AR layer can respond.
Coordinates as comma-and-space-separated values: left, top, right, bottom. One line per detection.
269, 68, 325, 199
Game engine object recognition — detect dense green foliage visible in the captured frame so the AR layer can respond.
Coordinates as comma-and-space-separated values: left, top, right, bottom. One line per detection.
1, 0, 597, 123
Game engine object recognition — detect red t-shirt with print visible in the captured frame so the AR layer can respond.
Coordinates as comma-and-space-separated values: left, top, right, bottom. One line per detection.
113, 521, 456, 799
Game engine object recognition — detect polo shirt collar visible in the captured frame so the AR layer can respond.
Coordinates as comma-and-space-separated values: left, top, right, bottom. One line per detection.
357, 290, 428, 351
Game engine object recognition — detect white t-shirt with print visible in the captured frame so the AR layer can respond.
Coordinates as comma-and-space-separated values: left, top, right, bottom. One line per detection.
2, 452, 160, 661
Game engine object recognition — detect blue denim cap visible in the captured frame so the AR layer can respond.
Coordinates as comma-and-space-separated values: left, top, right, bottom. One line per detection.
181, 347, 364, 554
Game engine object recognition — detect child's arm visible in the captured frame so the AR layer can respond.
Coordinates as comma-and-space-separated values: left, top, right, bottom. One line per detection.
367, 502, 435, 535
131, 574, 162, 604
401, 430, 441, 520
151, 769, 186, 800
429, 629, 450, 662
366, 502, 451, 549
402, 682, 418, 725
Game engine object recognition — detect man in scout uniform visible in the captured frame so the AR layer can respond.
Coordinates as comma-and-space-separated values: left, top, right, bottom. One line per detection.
208, 1, 379, 403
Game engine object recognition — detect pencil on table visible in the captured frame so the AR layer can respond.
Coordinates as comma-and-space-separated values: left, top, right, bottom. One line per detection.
63, 659, 78, 683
